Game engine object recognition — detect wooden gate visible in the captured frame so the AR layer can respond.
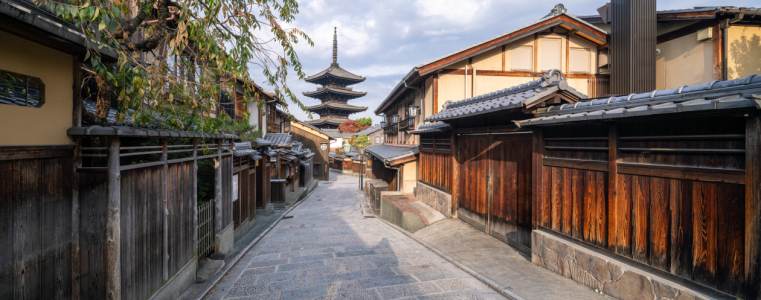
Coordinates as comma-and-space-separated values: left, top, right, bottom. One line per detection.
457, 133, 533, 252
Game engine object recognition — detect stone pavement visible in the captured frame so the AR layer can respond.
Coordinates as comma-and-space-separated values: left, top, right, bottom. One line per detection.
413, 219, 610, 300
204, 174, 506, 300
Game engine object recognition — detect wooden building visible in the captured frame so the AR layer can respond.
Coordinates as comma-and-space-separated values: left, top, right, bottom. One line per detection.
415, 70, 586, 251
517, 74, 761, 300
290, 120, 333, 181
232, 142, 262, 240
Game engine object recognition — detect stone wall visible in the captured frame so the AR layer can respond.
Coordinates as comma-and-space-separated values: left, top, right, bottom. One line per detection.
414, 181, 452, 218
531, 230, 730, 300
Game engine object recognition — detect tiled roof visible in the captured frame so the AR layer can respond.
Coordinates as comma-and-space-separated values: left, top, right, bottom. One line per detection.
576, 6, 759, 23
303, 86, 367, 99
293, 120, 333, 139
262, 133, 292, 147
233, 142, 257, 157
304, 118, 350, 126
355, 125, 382, 136
366, 144, 418, 163
517, 74, 761, 127
256, 138, 273, 147
322, 129, 351, 139
306, 102, 368, 112
426, 70, 586, 122
409, 122, 451, 134
67, 126, 236, 139
305, 65, 366, 84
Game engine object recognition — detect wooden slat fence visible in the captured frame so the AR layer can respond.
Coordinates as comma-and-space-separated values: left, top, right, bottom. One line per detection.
537, 118, 747, 297
197, 201, 215, 259
0, 149, 73, 300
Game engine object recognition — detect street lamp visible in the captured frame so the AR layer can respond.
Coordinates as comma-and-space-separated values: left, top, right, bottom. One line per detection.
342, 140, 351, 154
408, 105, 419, 117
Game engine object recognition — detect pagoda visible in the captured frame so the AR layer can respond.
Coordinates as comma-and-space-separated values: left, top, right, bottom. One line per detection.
303, 28, 368, 129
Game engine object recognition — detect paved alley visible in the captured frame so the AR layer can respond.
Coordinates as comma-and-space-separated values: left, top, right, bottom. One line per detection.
205, 174, 506, 300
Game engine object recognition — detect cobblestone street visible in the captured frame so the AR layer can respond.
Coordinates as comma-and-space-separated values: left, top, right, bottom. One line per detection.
207, 174, 506, 300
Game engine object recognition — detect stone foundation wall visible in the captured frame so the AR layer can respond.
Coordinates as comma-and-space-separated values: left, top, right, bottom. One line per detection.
414, 181, 452, 217
531, 230, 730, 300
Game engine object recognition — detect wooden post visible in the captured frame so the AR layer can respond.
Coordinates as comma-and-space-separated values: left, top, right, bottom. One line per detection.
712, 23, 723, 81
433, 74, 439, 114
451, 132, 459, 217
161, 138, 168, 281
106, 137, 121, 300
607, 124, 618, 251
192, 139, 198, 257
71, 137, 81, 300
532, 130, 543, 229
72, 57, 82, 127
745, 115, 761, 299
215, 139, 223, 233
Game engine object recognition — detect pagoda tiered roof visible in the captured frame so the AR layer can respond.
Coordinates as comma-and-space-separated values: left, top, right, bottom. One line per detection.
306, 102, 368, 112
303, 118, 350, 126
305, 64, 365, 85
302, 86, 367, 99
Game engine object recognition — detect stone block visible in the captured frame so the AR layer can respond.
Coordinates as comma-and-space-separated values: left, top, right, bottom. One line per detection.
214, 224, 234, 256
434, 279, 472, 292
268, 278, 311, 291
602, 271, 655, 300
358, 274, 418, 289
653, 280, 679, 299
590, 256, 611, 284
312, 271, 367, 286
257, 270, 298, 283
225, 284, 268, 298
559, 256, 572, 278
608, 261, 625, 281
543, 248, 559, 273
326, 280, 362, 294
674, 291, 696, 300
574, 250, 592, 272
280, 285, 327, 300
376, 282, 441, 299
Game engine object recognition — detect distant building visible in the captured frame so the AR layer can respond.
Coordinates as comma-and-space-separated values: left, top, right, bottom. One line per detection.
302, 28, 368, 129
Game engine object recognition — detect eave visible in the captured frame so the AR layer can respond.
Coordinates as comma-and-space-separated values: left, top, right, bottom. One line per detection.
302, 87, 367, 99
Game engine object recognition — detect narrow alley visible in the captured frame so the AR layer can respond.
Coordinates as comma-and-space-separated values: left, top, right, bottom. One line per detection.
205, 174, 507, 300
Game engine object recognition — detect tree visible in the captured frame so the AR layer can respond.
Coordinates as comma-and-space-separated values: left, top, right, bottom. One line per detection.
356, 117, 372, 127
352, 134, 371, 151
35, 0, 312, 131
338, 120, 369, 133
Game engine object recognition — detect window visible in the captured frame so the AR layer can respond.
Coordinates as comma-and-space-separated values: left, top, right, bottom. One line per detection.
541, 38, 562, 71
570, 48, 591, 73
0, 70, 44, 108
510, 46, 533, 71
375, 137, 380, 144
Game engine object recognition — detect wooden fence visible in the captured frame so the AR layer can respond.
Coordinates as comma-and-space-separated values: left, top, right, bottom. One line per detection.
536, 117, 749, 298
197, 200, 215, 259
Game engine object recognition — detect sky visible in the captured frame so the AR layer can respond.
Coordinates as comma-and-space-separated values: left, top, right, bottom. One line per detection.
249, 0, 758, 125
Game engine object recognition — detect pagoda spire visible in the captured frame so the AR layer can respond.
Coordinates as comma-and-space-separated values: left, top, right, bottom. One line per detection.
332, 27, 338, 66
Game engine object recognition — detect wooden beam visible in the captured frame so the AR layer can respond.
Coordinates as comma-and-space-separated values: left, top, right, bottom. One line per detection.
161, 138, 168, 282
746, 115, 761, 299
192, 139, 199, 257
618, 163, 745, 184
657, 20, 717, 44
433, 74, 439, 114
534, 34, 539, 73
0, 145, 73, 161
565, 33, 570, 74
106, 137, 121, 300
532, 130, 543, 229
542, 157, 608, 172
215, 139, 223, 233
713, 23, 723, 81
72, 57, 82, 127
439, 69, 598, 79
501, 45, 506, 71
71, 138, 81, 300
451, 131, 460, 217
607, 125, 618, 251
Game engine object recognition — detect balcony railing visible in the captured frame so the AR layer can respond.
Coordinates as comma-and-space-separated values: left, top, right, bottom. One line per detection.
383, 122, 398, 134
399, 117, 415, 131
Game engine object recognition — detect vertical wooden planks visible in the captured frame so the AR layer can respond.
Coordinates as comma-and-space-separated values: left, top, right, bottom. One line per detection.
0, 161, 13, 299
649, 177, 670, 271
562, 168, 573, 235
571, 169, 584, 239
542, 166, 552, 228
671, 179, 693, 279
608, 125, 618, 251
15, 159, 42, 300
616, 174, 632, 257
693, 181, 717, 287
583, 170, 596, 243
717, 183, 745, 296
632, 175, 649, 264
746, 115, 761, 300
595, 171, 607, 248
532, 130, 543, 230
551, 167, 562, 231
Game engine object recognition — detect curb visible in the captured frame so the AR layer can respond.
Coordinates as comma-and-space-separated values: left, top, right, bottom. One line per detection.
195, 182, 325, 299
376, 217, 525, 300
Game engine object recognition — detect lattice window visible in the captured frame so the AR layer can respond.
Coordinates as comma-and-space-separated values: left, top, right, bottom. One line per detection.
434, 138, 451, 153
421, 137, 434, 151
0, 70, 44, 108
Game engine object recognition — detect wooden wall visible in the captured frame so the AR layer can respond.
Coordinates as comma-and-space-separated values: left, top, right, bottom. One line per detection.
537, 117, 748, 298
371, 158, 398, 191
291, 126, 330, 180
233, 156, 256, 233
419, 133, 453, 192
256, 157, 270, 209
221, 155, 233, 229
0, 147, 73, 300
120, 166, 164, 300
